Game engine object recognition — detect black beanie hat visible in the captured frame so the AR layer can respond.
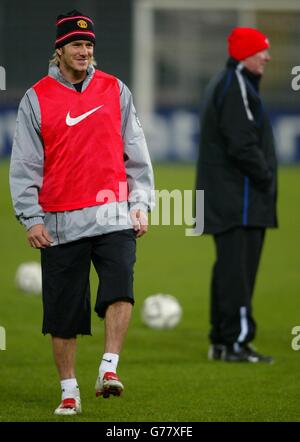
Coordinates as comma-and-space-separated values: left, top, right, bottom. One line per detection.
55, 9, 96, 49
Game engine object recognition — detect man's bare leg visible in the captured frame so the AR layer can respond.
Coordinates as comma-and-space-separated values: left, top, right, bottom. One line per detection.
52, 337, 81, 414
96, 301, 132, 397
52, 337, 77, 379
104, 301, 132, 354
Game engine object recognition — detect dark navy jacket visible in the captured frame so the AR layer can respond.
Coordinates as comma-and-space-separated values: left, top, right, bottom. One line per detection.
196, 58, 278, 234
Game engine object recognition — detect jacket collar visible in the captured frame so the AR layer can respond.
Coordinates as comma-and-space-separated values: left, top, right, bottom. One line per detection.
48, 63, 95, 91
226, 57, 261, 90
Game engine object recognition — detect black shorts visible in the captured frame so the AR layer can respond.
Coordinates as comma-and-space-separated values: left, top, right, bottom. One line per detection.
40, 229, 136, 338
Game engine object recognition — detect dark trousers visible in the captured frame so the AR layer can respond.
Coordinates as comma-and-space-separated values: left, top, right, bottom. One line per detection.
210, 227, 265, 345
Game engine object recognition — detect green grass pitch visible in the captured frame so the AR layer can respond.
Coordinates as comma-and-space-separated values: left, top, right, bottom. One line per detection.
0, 159, 299, 422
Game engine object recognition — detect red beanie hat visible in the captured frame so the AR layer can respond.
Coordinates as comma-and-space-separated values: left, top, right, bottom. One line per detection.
228, 27, 269, 61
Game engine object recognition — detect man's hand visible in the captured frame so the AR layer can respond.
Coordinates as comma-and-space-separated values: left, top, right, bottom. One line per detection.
27, 224, 54, 249
130, 209, 148, 238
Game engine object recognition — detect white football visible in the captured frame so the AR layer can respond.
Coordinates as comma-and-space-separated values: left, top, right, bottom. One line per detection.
141, 294, 182, 329
15, 262, 42, 295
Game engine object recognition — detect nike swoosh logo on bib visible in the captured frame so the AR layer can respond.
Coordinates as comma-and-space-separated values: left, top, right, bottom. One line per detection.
66, 105, 104, 126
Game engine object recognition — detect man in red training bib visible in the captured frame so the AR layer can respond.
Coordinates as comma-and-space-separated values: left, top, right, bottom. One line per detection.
10, 9, 154, 416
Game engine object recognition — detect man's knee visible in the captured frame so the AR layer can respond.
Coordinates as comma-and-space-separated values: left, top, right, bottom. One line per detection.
95, 298, 134, 319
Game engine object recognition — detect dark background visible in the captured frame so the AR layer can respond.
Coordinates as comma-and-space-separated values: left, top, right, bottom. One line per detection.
0, 0, 133, 101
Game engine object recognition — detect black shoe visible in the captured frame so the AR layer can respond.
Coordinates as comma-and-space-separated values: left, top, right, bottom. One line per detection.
208, 344, 225, 361
222, 343, 274, 364
242, 344, 274, 364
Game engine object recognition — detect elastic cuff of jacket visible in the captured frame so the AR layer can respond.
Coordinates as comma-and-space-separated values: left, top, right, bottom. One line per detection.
129, 202, 149, 214
22, 217, 45, 230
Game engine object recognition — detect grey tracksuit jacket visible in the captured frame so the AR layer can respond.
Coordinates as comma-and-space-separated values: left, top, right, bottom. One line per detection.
9, 64, 154, 246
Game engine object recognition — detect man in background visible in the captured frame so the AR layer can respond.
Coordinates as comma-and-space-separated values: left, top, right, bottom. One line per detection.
196, 27, 277, 362
10, 10, 154, 415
